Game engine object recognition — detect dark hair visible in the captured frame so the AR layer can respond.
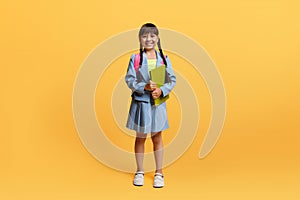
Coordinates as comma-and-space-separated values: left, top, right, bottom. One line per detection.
138, 23, 167, 67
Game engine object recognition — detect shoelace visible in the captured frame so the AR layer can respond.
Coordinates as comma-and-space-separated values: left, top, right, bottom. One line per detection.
134, 172, 144, 181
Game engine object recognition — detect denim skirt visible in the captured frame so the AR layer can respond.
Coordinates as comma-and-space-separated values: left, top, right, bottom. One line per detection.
126, 99, 169, 134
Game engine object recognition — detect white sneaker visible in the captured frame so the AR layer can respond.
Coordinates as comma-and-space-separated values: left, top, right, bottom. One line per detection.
133, 172, 144, 186
153, 173, 164, 188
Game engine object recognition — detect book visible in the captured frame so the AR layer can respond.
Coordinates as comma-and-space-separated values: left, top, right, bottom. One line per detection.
149, 65, 169, 106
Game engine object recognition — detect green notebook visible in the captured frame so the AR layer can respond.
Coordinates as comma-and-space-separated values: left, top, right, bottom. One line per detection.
149, 65, 169, 106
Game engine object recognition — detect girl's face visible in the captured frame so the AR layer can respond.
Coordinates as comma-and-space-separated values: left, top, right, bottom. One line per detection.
140, 32, 159, 51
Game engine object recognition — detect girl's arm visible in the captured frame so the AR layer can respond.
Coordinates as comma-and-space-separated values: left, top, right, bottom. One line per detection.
125, 54, 147, 94
160, 56, 176, 97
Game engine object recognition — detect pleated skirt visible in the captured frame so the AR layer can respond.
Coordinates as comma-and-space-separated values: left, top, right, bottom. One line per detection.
126, 100, 169, 134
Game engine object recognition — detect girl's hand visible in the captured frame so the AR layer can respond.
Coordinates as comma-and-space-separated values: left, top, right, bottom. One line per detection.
152, 88, 162, 99
144, 80, 156, 91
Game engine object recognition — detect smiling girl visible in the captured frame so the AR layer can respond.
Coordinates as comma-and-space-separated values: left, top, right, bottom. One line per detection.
125, 23, 176, 188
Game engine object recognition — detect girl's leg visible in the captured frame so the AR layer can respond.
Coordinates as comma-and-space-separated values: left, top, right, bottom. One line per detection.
135, 132, 147, 172
151, 131, 163, 174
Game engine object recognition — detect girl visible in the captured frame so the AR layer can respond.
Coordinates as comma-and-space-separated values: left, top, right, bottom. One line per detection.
125, 23, 176, 188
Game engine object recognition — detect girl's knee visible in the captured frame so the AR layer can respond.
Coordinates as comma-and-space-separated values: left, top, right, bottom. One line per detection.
151, 132, 162, 144
135, 137, 146, 144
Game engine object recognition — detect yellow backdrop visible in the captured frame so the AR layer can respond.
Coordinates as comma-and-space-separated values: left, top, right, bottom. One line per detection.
1, 0, 300, 199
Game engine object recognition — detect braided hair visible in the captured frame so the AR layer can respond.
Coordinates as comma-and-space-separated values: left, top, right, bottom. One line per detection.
138, 23, 167, 67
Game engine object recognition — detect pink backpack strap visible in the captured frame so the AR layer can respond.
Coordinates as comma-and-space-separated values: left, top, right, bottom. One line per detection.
133, 53, 140, 72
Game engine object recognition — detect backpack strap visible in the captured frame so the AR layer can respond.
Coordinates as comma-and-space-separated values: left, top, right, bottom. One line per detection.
133, 53, 140, 72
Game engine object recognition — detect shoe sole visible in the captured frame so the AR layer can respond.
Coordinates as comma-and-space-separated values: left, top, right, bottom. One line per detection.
133, 183, 144, 186
153, 185, 164, 188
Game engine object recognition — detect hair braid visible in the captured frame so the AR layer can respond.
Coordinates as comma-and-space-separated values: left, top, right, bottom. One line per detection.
157, 39, 167, 67
139, 43, 143, 66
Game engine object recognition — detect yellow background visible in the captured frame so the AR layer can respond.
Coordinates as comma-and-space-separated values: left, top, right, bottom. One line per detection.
1, 0, 300, 199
